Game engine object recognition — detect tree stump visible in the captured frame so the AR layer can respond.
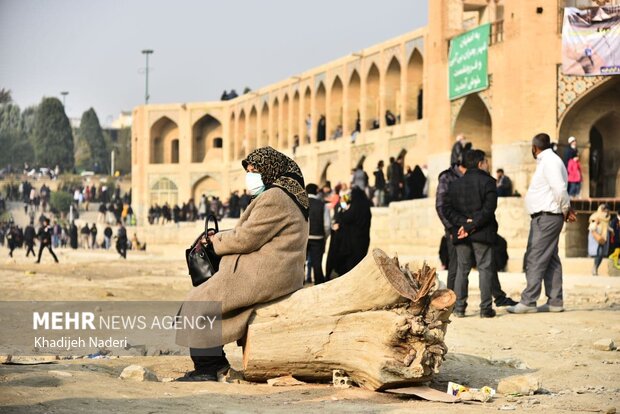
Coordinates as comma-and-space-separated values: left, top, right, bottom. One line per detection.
242, 248, 456, 390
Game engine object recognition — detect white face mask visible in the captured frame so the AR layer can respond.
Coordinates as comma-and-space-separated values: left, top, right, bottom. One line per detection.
246, 172, 265, 196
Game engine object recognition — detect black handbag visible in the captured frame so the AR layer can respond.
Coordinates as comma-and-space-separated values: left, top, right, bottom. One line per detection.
185, 215, 222, 287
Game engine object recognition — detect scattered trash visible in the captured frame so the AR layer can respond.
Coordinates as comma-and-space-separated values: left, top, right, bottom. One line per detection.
25, 271, 36, 276
87, 349, 111, 359
119, 365, 158, 382
593, 338, 616, 351
498, 374, 541, 395
267, 375, 305, 387
548, 328, 562, 335
447, 381, 495, 402
332, 369, 353, 388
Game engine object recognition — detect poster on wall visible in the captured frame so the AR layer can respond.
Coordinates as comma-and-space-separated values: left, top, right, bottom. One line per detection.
448, 23, 490, 101
562, 6, 620, 76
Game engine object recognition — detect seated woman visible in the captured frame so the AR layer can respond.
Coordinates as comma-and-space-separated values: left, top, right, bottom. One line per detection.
176, 147, 309, 381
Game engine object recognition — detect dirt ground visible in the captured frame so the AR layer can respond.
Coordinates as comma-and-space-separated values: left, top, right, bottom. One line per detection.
0, 246, 619, 413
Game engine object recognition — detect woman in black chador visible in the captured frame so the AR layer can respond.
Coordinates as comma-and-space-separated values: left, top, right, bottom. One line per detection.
326, 187, 372, 278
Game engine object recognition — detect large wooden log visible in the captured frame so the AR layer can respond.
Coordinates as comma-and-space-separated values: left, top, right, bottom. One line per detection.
241, 249, 455, 390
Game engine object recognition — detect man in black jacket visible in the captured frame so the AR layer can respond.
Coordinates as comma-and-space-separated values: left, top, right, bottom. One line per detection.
437, 157, 517, 308
116, 221, 128, 259
24, 222, 36, 257
436, 162, 465, 291
443, 150, 497, 318
36, 219, 59, 263
306, 183, 331, 284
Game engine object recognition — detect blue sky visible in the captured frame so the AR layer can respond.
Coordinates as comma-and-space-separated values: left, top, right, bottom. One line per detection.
0, 0, 428, 125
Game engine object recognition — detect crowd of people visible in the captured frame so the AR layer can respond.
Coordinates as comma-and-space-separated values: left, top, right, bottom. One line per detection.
0, 215, 145, 262
433, 132, 607, 318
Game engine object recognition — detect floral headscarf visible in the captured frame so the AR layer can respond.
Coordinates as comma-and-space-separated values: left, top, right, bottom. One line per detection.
242, 147, 309, 220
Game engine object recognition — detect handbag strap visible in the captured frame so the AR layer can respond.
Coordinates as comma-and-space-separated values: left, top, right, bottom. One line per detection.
205, 214, 219, 234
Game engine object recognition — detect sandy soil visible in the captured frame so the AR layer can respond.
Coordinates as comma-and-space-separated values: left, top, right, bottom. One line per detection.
0, 247, 619, 413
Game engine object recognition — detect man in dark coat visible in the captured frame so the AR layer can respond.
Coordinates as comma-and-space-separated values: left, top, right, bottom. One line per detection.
373, 160, 386, 207
36, 219, 59, 263
7, 224, 18, 257
388, 156, 404, 203
436, 162, 465, 291
306, 183, 331, 284
450, 134, 468, 166
90, 223, 98, 249
443, 149, 497, 318
24, 222, 36, 257
116, 221, 128, 259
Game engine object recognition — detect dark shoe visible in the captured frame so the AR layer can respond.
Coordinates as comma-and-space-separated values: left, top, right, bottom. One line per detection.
480, 309, 496, 318
495, 297, 518, 307
175, 369, 218, 382
175, 363, 230, 382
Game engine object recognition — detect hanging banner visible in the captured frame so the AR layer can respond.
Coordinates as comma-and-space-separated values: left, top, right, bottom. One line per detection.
562, 6, 620, 76
448, 23, 490, 101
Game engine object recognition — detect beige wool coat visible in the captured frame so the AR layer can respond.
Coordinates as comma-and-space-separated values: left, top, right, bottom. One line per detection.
176, 187, 308, 349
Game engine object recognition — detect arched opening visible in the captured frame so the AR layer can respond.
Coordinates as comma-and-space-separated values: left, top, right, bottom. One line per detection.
406, 49, 424, 121
150, 177, 178, 207
453, 94, 492, 163
347, 70, 361, 136
259, 102, 269, 148
303, 87, 311, 143
590, 112, 620, 197
365, 63, 380, 130
192, 114, 222, 162
292, 91, 300, 145
385, 57, 401, 124
150, 116, 179, 164
237, 109, 246, 159
316, 82, 326, 142
272, 98, 280, 148
282, 94, 290, 149
171, 139, 179, 164
192, 175, 221, 200
248, 106, 258, 153
328, 76, 344, 139
558, 77, 620, 197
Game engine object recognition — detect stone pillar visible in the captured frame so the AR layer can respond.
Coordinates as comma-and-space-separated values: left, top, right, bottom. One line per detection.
379, 52, 386, 129
310, 84, 317, 144
342, 79, 351, 137
179, 108, 190, 165
360, 67, 368, 133
399, 44, 408, 124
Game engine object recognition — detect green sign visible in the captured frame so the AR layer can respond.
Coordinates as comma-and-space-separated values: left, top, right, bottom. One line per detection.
449, 24, 490, 100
